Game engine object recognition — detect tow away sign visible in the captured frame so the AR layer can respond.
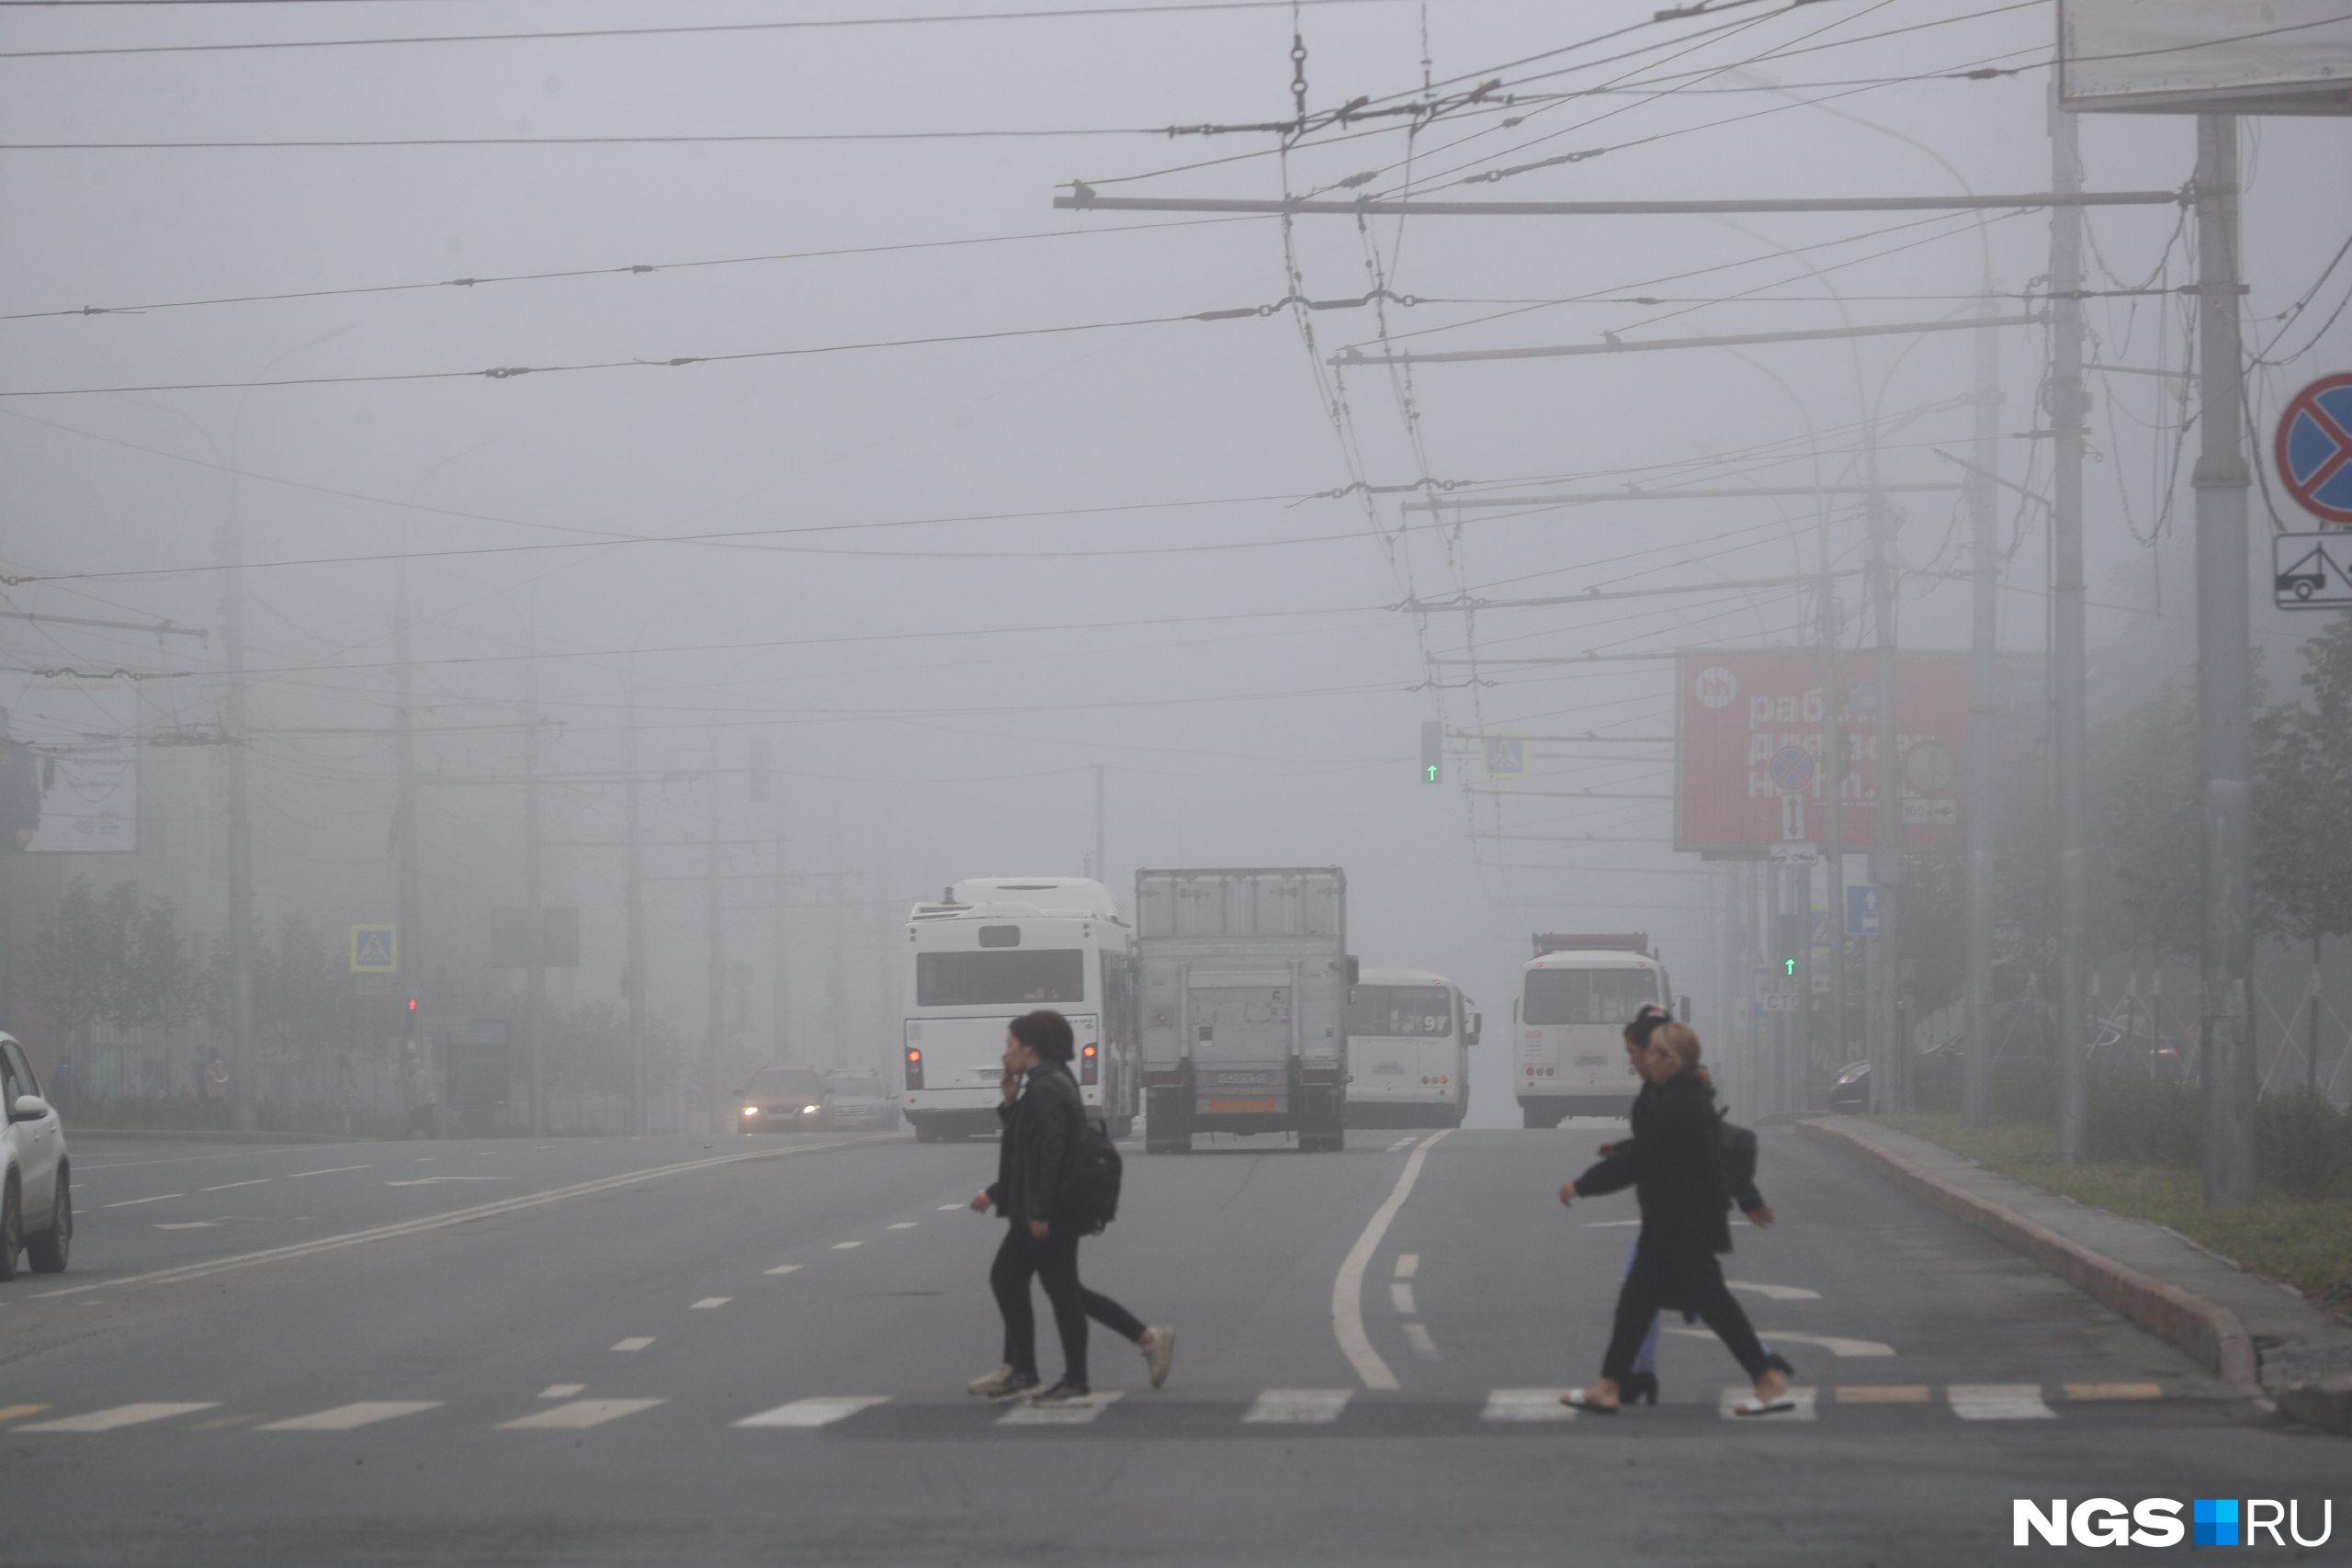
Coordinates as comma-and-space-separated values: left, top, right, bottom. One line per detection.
2276, 533, 2352, 611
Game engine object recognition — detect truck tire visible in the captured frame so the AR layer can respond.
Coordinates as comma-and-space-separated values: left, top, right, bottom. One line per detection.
1145, 1090, 1191, 1154
912, 1119, 942, 1145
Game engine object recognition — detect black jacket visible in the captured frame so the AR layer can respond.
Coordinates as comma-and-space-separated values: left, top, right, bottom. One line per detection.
986, 1062, 1080, 1226
1600, 1080, 1770, 1216
1573, 1073, 1736, 1262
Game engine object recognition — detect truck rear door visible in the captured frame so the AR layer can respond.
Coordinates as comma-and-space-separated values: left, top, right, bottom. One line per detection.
1187, 965, 1295, 1114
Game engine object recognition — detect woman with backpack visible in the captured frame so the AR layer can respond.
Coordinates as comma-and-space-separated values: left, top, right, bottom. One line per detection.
966, 1010, 1175, 1405
1558, 1023, 1794, 1416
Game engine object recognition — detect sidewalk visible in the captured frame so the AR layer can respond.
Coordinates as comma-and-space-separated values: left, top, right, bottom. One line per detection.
1802, 1116, 2352, 1434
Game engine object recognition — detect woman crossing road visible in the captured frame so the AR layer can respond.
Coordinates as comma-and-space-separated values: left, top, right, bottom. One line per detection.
1558, 1023, 1794, 1416
966, 1010, 1174, 1406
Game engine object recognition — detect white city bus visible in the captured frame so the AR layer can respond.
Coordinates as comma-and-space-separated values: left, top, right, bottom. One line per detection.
1517, 936, 1678, 1127
900, 877, 1136, 1143
1343, 967, 1481, 1129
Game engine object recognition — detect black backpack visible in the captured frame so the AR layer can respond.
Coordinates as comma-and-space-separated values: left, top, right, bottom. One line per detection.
1060, 1112, 1125, 1235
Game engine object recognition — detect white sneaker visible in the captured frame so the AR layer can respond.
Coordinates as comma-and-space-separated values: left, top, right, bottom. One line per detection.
1140, 1326, 1176, 1390
967, 1365, 1032, 1398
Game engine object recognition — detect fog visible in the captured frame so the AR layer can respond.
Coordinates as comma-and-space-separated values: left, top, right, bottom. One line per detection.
2, 0, 2344, 1134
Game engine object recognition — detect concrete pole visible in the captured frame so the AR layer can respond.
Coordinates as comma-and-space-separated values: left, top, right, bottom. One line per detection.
1093, 764, 1107, 891
705, 737, 727, 1133
219, 503, 257, 1134
623, 705, 646, 1135
1817, 519, 1848, 1098
1866, 524, 1903, 1110
2193, 114, 2256, 1209
392, 581, 421, 1025
2051, 92, 2091, 1163
770, 764, 790, 1067
1965, 299, 2003, 1127
524, 659, 546, 1137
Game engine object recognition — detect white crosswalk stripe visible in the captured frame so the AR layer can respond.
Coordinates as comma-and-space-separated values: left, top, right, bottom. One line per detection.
498, 1399, 664, 1430
1482, 1389, 1576, 1423
260, 1402, 442, 1432
999, 1392, 1124, 1426
734, 1397, 890, 1429
19, 1403, 220, 1432
1242, 1390, 1351, 1425
1949, 1383, 2055, 1420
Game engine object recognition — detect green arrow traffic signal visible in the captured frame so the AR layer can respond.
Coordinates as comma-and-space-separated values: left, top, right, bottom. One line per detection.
1783, 957, 1798, 977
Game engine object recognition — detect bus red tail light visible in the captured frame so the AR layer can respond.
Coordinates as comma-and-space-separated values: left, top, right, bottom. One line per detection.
1080, 1043, 1098, 1086
904, 1047, 924, 1090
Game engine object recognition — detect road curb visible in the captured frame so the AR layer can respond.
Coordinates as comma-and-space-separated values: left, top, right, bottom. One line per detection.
1798, 1117, 2261, 1393
2274, 1376, 2352, 1436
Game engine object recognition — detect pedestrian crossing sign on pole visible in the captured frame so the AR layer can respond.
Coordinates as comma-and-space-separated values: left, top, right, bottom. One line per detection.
1481, 734, 1527, 779
350, 923, 399, 975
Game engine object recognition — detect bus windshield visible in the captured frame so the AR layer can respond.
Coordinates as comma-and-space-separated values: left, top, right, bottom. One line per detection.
915, 948, 1086, 1007
1346, 984, 1452, 1037
1522, 967, 1660, 1027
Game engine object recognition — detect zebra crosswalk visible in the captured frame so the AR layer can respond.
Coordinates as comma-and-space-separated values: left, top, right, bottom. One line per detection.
0, 1381, 2177, 1440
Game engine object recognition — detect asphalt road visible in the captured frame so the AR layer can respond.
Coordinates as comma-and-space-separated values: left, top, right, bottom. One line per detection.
4, 1122, 2343, 1565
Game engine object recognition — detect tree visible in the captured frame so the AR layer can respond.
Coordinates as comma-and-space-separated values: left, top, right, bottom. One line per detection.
2256, 617, 2352, 945
32, 880, 195, 1082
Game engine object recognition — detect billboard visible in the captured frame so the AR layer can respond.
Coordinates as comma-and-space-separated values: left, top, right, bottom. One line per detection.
0, 676, 137, 854
2060, 1, 2352, 115
1674, 650, 1972, 855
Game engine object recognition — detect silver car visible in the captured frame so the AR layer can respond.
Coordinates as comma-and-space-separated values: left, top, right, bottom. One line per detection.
823, 1071, 902, 1134
1, 1032, 71, 1280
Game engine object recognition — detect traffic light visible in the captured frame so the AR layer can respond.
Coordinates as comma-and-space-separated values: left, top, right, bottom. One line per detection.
1420, 719, 1443, 784
1775, 912, 1809, 986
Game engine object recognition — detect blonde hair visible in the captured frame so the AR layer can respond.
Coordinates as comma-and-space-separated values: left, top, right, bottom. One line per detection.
1649, 1022, 1712, 1088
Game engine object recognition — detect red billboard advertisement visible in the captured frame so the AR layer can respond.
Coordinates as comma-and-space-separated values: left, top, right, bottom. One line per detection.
1674, 649, 1972, 854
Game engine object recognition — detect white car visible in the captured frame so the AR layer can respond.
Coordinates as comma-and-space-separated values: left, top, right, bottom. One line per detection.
1, 1032, 71, 1280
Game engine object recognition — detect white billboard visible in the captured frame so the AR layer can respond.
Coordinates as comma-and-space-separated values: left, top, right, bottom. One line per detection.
0, 677, 138, 853
2060, 1, 2352, 115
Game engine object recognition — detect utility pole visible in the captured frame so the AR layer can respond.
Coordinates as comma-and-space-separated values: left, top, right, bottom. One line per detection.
524, 658, 546, 1137
1865, 494, 1904, 1110
2193, 113, 2256, 1209
705, 735, 726, 1134
219, 503, 257, 1134
1093, 764, 1107, 890
1965, 297, 2003, 1128
1817, 513, 1848, 1100
623, 704, 647, 1135
769, 749, 789, 1067
2052, 93, 2092, 1163
391, 580, 421, 1039
828, 819, 847, 1072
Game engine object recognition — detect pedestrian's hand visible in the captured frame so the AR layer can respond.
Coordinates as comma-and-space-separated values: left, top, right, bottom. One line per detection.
999, 1067, 1019, 1102
1596, 1141, 1618, 1158
1748, 1203, 1775, 1229
1029, 1220, 1049, 1240
970, 1191, 992, 1213
1557, 1181, 1577, 1208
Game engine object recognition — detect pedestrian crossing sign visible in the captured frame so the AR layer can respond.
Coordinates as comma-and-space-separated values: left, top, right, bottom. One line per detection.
1481, 734, 1527, 779
350, 923, 399, 975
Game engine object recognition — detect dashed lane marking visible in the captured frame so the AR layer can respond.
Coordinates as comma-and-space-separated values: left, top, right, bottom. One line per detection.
539, 1385, 584, 1399
1243, 1390, 1352, 1425
1394, 1254, 1419, 1280
691, 1298, 731, 1310
261, 1402, 443, 1432
1401, 1324, 1441, 1361
384, 1177, 512, 1187
938, 1204, 965, 1211
19, 1403, 220, 1432
1482, 1389, 1575, 1423
2064, 1382, 2162, 1402
1836, 1385, 1930, 1404
888, 1223, 918, 1230
831, 1241, 863, 1250
611, 1337, 654, 1352
498, 1399, 663, 1430
999, 1392, 1124, 1427
1389, 1283, 1417, 1315
735, 1397, 890, 1429
763, 1265, 802, 1276
199, 1179, 272, 1192
154, 1222, 218, 1231
1331, 1130, 1450, 1392
0, 1404, 51, 1423
101, 1193, 184, 1209
285, 1166, 370, 1179
1726, 1280, 1820, 1302
1582, 1220, 1640, 1229
1949, 1384, 2055, 1420
1718, 1387, 1817, 1421
191, 1414, 261, 1430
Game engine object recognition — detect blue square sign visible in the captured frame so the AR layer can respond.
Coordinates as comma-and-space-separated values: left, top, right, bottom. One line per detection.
1845, 885, 1881, 937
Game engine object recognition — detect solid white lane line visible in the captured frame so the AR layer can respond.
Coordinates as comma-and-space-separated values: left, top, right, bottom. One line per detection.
285, 1166, 370, 1179
1401, 1324, 1440, 1360
1389, 1283, 1417, 1315
1726, 1280, 1822, 1302
831, 1241, 863, 1250
21, 1403, 219, 1432
500, 1399, 663, 1430
34, 1137, 879, 1300
199, 1179, 272, 1192
1243, 1390, 1351, 1425
1330, 1129, 1451, 1392
611, 1337, 654, 1352
999, 1392, 1123, 1427
735, 1396, 889, 1429
691, 1297, 731, 1310
763, 1265, 802, 1276
261, 1401, 441, 1432
1718, 1386, 1818, 1421
1482, 1389, 1576, 1424
888, 1223, 917, 1230
1393, 1254, 1419, 1280
539, 1384, 585, 1399
1948, 1383, 2054, 1420
1669, 1329, 1893, 1358
101, 1194, 184, 1209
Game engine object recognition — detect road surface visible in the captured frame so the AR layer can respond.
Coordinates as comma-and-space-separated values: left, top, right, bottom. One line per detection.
3, 1123, 2339, 1564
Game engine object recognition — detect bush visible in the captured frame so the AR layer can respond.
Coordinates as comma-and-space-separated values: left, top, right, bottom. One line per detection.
2257, 1087, 2352, 1201
2085, 1068, 2201, 1168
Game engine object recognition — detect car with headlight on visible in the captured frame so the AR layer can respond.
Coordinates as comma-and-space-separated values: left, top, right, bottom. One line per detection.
733, 1065, 835, 1134
822, 1071, 901, 1134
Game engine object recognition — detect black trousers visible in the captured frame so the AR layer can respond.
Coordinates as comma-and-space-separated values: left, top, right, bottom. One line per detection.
990, 1222, 1147, 1384
1600, 1241, 1771, 1383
